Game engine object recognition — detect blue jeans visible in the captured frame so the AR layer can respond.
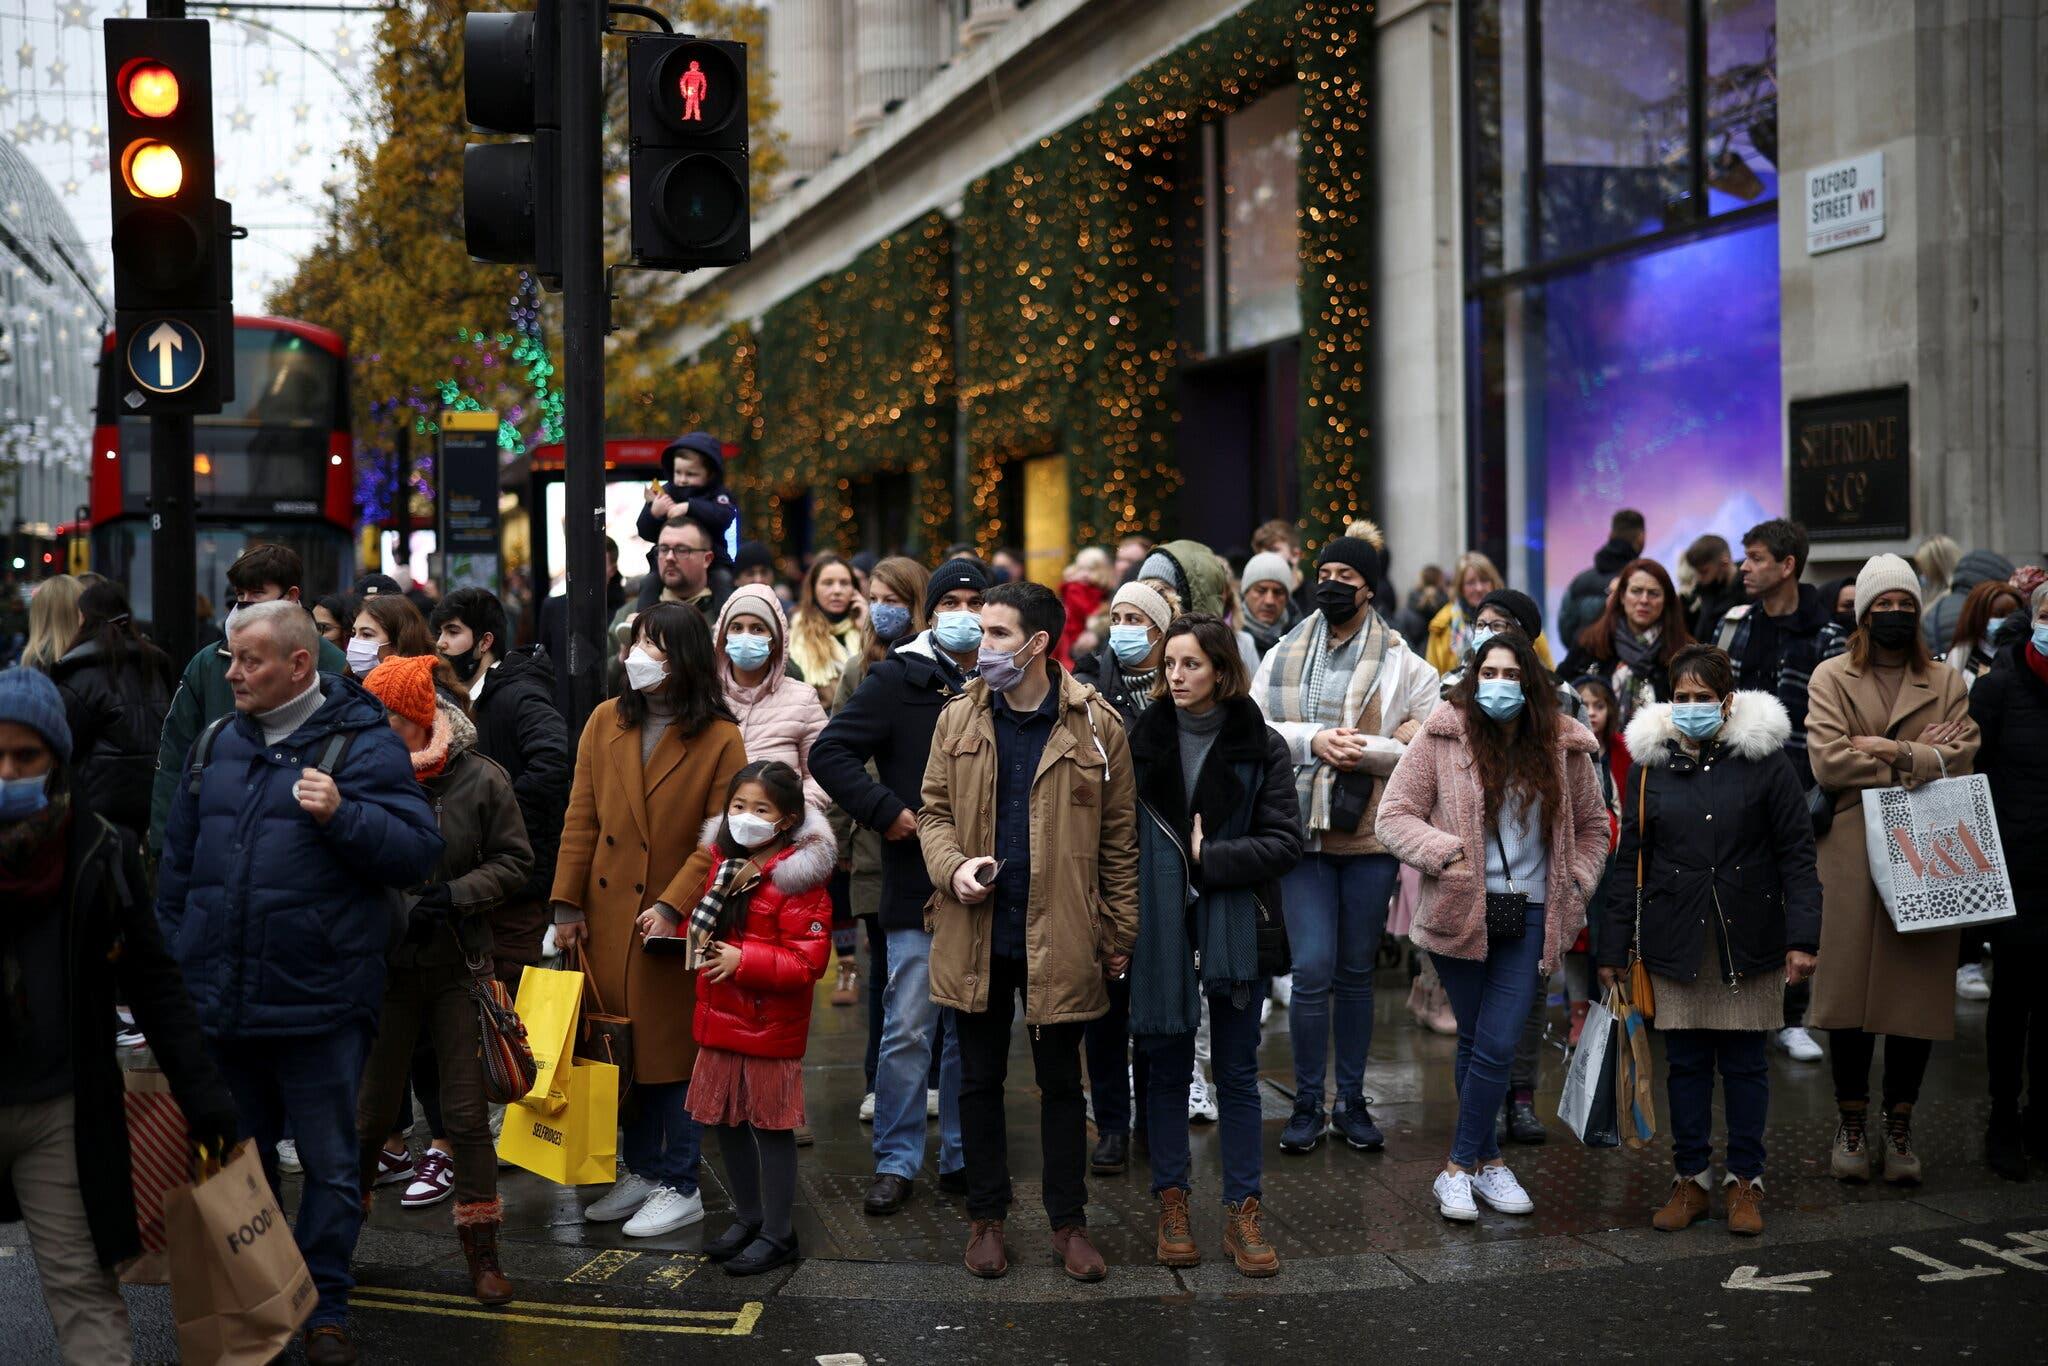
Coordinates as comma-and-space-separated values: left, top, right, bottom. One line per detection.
874, 928, 963, 1179
1665, 1029, 1769, 1179
1280, 852, 1399, 1106
1432, 903, 1546, 1168
210, 1024, 375, 1328
1138, 989, 1265, 1204
623, 1080, 700, 1194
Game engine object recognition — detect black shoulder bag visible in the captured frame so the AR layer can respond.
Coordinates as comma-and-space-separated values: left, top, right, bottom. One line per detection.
1485, 827, 1529, 942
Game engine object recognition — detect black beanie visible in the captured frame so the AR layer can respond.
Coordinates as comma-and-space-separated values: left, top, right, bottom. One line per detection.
734, 540, 774, 574
1316, 535, 1383, 586
1480, 588, 1543, 641
925, 557, 990, 616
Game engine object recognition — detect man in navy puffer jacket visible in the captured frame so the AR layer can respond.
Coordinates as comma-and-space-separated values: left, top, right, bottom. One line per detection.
155, 600, 442, 1365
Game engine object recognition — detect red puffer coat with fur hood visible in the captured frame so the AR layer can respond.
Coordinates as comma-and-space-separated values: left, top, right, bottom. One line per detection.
689, 808, 836, 1059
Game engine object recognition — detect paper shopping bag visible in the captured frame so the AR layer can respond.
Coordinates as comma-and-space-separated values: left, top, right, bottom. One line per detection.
165, 1139, 316, 1365
120, 1068, 188, 1286
497, 1058, 620, 1185
1862, 772, 2017, 933
1558, 991, 1619, 1147
1611, 984, 1657, 1150
512, 963, 585, 1115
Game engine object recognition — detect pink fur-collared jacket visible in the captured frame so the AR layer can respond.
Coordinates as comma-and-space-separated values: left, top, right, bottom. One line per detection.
1375, 700, 1612, 974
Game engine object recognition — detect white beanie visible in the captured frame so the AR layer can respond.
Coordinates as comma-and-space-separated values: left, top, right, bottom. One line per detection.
1240, 551, 1295, 595
1854, 553, 1922, 621
1112, 580, 1173, 635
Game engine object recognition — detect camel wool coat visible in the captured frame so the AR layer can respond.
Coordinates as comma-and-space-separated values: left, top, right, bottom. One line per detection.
551, 700, 748, 1084
1805, 651, 1980, 1041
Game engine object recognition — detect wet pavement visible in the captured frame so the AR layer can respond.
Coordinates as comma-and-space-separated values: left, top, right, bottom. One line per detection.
8, 962, 2048, 1361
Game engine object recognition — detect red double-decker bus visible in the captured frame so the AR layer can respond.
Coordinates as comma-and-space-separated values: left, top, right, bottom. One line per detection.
92, 315, 355, 624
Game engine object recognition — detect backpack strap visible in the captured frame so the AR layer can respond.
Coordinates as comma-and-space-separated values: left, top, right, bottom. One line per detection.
312, 730, 352, 777
185, 713, 237, 797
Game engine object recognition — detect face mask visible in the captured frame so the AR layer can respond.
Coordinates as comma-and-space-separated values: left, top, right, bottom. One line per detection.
1315, 579, 1362, 626
1671, 701, 1725, 740
977, 636, 1041, 694
443, 646, 481, 682
1109, 624, 1155, 667
726, 811, 782, 849
1984, 616, 2008, 641
346, 638, 382, 678
1867, 611, 1919, 652
2032, 623, 2048, 656
932, 610, 983, 654
0, 773, 50, 822
724, 632, 772, 671
869, 602, 911, 644
1468, 626, 1498, 657
1475, 678, 1526, 722
624, 646, 669, 693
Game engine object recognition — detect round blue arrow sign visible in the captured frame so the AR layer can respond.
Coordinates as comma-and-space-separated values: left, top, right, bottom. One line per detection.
126, 318, 207, 395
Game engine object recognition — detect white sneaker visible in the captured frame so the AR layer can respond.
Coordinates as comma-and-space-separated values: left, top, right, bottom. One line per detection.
584, 1171, 657, 1222
275, 1139, 302, 1175
927, 1088, 940, 1119
1434, 1168, 1478, 1222
859, 1091, 877, 1123
1956, 964, 1992, 1001
1472, 1163, 1535, 1214
1187, 1078, 1219, 1124
622, 1184, 704, 1237
1260, 997, 1273, 1027
1775, 1026, 1824, 1062
1271, 974, 1292, 1009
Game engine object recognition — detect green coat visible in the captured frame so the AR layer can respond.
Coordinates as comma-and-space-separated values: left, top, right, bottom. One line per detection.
147, 634, 350, 855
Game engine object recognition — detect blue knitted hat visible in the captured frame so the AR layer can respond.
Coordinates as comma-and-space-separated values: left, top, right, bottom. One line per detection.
0, 666, 72, 762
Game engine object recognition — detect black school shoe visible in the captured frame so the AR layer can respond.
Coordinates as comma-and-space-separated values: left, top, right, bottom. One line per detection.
1091, 1132, 1129, 1175
723, 1233, 801, 1277
703, 1220, 763, 1263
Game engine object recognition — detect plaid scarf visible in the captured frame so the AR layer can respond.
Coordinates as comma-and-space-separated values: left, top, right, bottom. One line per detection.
690, 856, 752, 942
1260, 612, 1389, 831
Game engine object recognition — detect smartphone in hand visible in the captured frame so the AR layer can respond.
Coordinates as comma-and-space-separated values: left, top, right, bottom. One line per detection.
974, 858, 1006, 887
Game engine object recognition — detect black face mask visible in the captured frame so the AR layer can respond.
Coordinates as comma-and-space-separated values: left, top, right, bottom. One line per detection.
1315, 579, 1363, 627
444, 645, 482, 682
1867, 611, 1919, 652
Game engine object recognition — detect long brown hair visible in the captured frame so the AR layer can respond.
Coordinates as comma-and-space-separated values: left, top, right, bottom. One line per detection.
1574, 557, 1692, 663
1951, 579, 2024, 651
1448, 631, 1563, 826
788, 553, 856, 674
357, 593, 469, 709
847, 556, 931, 688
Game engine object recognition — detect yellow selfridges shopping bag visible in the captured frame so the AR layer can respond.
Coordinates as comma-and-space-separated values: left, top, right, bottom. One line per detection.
497, 1058, 620, 1185
510, 963, 583, 1117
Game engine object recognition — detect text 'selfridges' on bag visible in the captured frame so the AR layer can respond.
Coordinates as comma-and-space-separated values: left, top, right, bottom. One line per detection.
165, 1140, 315, 1366
1610, 983, 1658, 1151
497, 962, 621, 1184
1558, 992, 1619, 1148
119, 1068, 186, 1287
1862, 767, 2017, 934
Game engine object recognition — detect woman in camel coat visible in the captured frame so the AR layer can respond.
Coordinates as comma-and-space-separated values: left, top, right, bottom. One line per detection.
1806, 555, 1980, 1188
552, 602, 747, 1236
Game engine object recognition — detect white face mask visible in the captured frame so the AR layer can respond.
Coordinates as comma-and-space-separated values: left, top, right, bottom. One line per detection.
727, 811, 781, 849
346, 637, 382, 678
624, 646, 669, 693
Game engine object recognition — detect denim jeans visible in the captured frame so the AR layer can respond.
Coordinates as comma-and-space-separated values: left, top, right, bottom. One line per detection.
1280, 852, 1400, 1105
873, 927, 963, 1179
1137, 989, 1264, 1204
623, 1080, 700, 1194
210, 1023, 375, 1328
1664, 1029, 1769, 1179
955, 954, 1089, 1227
1432, 903, 1546, 1168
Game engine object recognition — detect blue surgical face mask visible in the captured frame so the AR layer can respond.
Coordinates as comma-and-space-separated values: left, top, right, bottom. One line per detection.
724, 632, 772, 671
1984, 616, 2008, 641
0, 773, 51, 822
1109, 624, 1155, 667
1475, 678, 1526, 722
869, 602, 912, 644
1468, 626, 1498, 657
1671, 701, 1725, 740
932, 610, 983, 654
2033, 623, 2048, 656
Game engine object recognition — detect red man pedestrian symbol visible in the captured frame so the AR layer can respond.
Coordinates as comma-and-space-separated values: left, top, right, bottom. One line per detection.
679, 59, 707, 122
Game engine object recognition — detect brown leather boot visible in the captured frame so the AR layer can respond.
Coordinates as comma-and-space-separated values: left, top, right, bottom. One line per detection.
1831, 1102, 1872, 1182
964, 1218, 1008, 1278
1881, 1103, 1923, 1185
1051, 1224, 1107, 1282
1154, 1188, 1200, 1267
1652, 1174, 1710, 1231
455, 1210, 514, 1305
1724, 1176, 1764, 1236
1223, 1197, 1281, 1278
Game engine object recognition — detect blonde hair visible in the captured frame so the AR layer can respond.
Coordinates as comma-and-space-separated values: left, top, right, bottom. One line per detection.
22, 575, 84, 672
1073, 546, 1113, 590
1912, 535, 1961, 596
1345, 520, 1386, 553
1137, 577, 1183, 617
1452, 551, 1504, 598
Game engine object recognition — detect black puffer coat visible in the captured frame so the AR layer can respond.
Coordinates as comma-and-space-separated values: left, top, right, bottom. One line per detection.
1968, 639, 2048, 945
1596, 691, 1821, 983
468, 644, 569, 963
1071, 640, 1154, 729
49, 638, 175, 839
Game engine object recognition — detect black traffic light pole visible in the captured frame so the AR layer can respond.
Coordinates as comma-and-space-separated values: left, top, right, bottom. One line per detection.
146, 0, 196, 668
559, 0, 607, 731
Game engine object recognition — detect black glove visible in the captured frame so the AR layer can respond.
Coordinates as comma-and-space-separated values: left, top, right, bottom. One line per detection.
406, 883, 457, 943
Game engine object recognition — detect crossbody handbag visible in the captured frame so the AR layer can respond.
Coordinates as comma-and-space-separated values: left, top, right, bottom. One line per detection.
570, 944, 634, 1100
1484, 827, 1528, 942
461, 947, 539, 1106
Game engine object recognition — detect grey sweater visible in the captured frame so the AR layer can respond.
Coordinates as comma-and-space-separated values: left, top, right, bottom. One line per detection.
1176, 702, 1227, 806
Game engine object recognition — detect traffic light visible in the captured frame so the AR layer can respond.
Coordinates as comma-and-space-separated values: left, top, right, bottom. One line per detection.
463, 0, 561, 287
627, 36, 750, 269
103, 18, 231, 413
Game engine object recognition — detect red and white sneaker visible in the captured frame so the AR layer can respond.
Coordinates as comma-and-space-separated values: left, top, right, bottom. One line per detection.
400, 1149, 455, 1208
374, 1145, 416, 1187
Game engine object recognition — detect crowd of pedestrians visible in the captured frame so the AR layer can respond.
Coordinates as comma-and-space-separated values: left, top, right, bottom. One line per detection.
2, 445, 2046, 1361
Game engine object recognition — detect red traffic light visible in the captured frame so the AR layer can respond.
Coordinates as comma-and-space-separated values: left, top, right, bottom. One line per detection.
119, 59, 181, 118
643, 41, 740, 136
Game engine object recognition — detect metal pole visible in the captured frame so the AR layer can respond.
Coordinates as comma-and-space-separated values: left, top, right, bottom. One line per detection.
559, 0, 607, 732
143, 0, 198, 664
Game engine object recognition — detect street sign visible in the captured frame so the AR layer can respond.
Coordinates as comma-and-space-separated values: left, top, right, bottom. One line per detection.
125, 317, 206, 394
438, 409, 503, 592
1805, 151, 1884, 255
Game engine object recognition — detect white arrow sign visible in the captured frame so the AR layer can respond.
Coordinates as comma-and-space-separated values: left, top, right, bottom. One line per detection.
146, 321, 184, 389
1723, 1265, 1831, 1293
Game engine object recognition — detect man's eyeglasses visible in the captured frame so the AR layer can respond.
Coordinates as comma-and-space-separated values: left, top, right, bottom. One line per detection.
655, 545, 712, 560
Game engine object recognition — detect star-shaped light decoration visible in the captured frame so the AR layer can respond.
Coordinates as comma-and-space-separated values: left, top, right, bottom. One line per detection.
3, 200, 23, 219
60, 3, 94, 31
291, 100, 310, 124
0, 82, 11, 104
259, 65, 280, 87
228, 106, 252, 131
294, 141, 312, 158
15, 43, 34, 71
45, 59, 66, 86
89, 151, 107, 173
61, 178, 78, 196
52, 120, 73, 142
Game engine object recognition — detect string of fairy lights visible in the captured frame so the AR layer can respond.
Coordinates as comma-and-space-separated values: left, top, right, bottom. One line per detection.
697, 0, 1375, 555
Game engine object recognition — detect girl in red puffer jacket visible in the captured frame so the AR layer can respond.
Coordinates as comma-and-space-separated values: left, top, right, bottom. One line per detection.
683, 760, 834, 1277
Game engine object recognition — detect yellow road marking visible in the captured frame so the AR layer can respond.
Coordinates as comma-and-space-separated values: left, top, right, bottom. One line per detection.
351, 1288, 763, 1337
565, 1249, 642, 1283
647, 1255, 702, 1291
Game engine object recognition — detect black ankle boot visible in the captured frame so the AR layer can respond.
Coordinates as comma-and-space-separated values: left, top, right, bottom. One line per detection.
1988, 1112, 2030, 1182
